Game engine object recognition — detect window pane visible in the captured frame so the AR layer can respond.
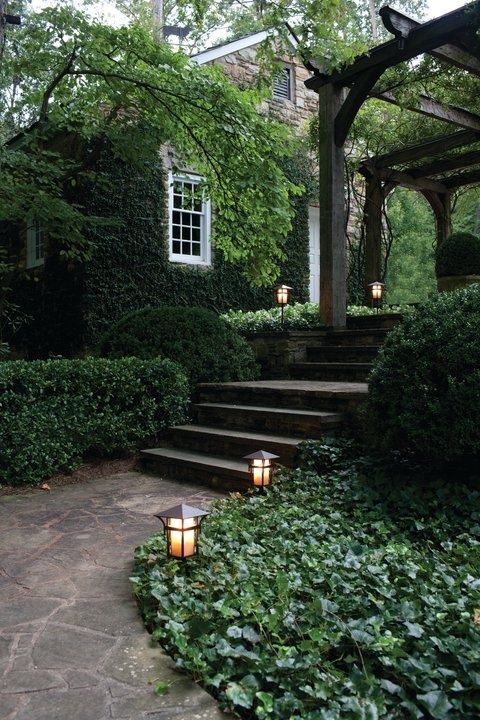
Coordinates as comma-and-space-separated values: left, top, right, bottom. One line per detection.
193, 192, 203, 212
170, 175, 209, 262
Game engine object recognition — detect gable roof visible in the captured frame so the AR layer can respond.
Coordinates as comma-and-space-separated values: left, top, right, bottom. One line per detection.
191, 26, 299, 65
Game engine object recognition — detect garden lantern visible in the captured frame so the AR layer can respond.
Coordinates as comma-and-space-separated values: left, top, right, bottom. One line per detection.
243, 449, 280, 488
275, 284, 292, 326
368, 280, 385, 312
155, 503, 209, 559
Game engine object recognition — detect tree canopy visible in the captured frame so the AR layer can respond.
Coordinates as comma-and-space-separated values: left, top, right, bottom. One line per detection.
0, 4, 301, 284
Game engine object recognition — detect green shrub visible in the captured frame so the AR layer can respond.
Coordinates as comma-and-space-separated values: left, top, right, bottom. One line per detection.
99, 306, 259, 385
435, 230, 480, 276
0, 357, 188, 486
365, 284, 480, 462
222, 303, 411, 334
132, 441, 480, 719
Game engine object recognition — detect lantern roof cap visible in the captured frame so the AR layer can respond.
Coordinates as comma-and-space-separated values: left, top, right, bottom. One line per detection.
367, 280, 385, 286
275, 284, 292, 289
243, 449, 280, 460
155, 503, 209, 520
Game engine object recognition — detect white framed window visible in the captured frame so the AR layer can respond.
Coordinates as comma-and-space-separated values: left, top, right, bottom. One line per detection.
168, 173, 211, 265
273, 66, 293, 101
26, 219, 45, 269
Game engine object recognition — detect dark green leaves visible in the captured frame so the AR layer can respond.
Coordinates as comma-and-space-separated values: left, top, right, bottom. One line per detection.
132, 444, 480, 719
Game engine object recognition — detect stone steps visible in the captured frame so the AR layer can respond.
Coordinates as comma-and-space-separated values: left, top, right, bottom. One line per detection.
140, 447, 251, 491
168, 424, 302, 465
290, 362, 373, 382
194, 402, 343, 438
323, 328, 389, 346
306, 345, 381, 362
197, 380, 368, 413
141, 316, 401, 489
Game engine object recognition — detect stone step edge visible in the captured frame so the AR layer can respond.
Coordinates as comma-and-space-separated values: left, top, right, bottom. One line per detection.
141, 447, 249, 478
194, 402, 344, 422
308, 345, 381, 351
196, 382, 369, 400
292, 362, 373, 370
171, 425, 305, 446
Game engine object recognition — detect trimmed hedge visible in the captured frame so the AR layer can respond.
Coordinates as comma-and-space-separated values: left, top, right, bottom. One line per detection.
0, 357, 189, 486
365, 284, 480, 463
435, 231, 480, 277
222, 303, 411, 334
99, 306, 260, 385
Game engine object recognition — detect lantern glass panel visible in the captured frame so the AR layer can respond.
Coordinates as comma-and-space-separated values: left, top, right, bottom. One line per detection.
372, 283, 382, 300
251, 457, 273, 486
277, 288, 288, 305
166, 516, 198, 558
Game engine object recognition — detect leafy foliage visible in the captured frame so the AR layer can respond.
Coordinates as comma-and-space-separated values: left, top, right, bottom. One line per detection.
99, 305, 260, 385
365, 284, 480, 463
9, 140, 312, 355
222, 302, 410, 333
0, 356, 188, 486
1, 5, 299, 286
435, 231, 480, 278
132, 440, 480, 719
386, 189, 437, 304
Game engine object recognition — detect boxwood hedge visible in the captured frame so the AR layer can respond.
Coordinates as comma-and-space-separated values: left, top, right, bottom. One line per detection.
99, 306, 259, 385
0, 357, 188, 486
365, 284, 480, 463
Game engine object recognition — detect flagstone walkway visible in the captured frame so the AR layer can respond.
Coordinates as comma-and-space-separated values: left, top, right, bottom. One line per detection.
0, 472, 227, 720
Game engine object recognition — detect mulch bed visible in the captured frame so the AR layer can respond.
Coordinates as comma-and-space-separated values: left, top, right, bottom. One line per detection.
0, 456, 140, 496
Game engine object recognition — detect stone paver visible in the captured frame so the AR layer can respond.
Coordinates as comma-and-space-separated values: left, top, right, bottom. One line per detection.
0, 472, 228, 720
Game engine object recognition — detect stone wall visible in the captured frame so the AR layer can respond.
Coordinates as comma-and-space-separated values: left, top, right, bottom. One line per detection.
246, 330, 326, 378
211, 46, 318, 132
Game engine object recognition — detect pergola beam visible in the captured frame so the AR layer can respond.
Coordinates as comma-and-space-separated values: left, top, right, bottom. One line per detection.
371, 129, 479, 168
362, 165, 448, 193
379, 5, 480, 77
305, 1, 480, 91
370, 89, 480, 132
443, 168, 480, 187
407, 148, 480, 178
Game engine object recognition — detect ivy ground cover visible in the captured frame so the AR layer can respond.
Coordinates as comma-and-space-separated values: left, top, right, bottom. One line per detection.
132, 444, 480, 719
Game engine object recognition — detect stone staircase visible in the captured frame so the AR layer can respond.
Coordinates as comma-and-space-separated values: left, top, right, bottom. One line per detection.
141, 315, 401, 489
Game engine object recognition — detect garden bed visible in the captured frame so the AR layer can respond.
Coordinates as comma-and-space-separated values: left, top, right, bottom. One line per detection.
132, 440, 480, 719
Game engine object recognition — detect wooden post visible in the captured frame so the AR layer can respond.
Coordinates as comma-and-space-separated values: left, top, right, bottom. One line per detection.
318, 84, 347, 327
363, 175, 384, 302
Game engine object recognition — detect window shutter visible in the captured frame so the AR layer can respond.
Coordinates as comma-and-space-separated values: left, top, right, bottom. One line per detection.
273, 67, 292, 100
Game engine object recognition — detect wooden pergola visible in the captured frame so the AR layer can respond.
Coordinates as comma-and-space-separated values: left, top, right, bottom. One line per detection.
305, 2, 480, 326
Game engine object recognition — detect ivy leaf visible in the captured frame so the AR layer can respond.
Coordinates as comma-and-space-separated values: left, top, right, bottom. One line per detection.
417, 691, 453, 718
225, 681, 255, 709
405, 622, 424, 638
256, 691, 274, 712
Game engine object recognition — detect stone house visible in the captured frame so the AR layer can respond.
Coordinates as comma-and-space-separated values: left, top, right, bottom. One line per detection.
3, 30, 321, 356
165, 29, 322, 302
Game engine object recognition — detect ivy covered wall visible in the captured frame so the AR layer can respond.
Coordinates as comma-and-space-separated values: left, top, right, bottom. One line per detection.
10, 145, 312, 356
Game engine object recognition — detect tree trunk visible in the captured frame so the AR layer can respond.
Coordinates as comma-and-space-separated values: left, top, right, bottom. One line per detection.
368, 0, 378, 41
151, 0, 163, 42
